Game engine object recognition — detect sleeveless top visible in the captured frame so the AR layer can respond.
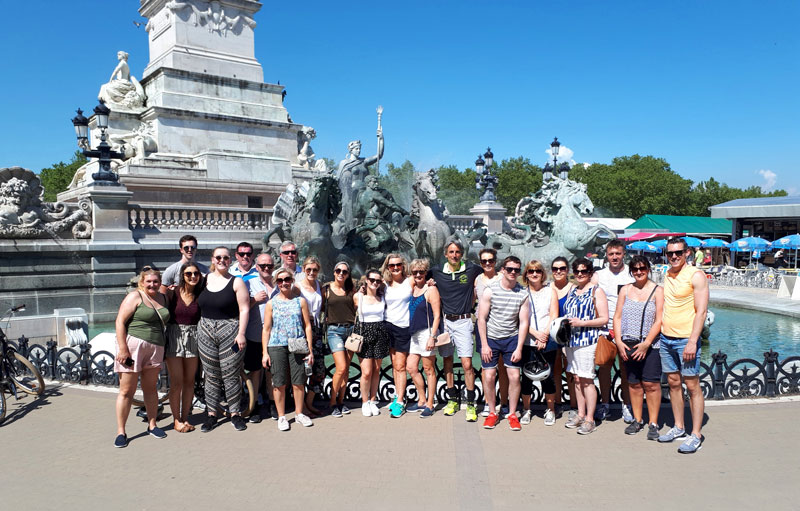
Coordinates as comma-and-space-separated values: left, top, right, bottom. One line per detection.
198, 277, 239, 320
358, 295, 385, 323
564, 285, 600, 347
409, 291, 435, 334
268, 296, 304, 347
170, 294, 200, 326
526, 284, 551, 347
486, 282, 528, 340
128, 300, 170, 346
662, 265, 701, 337
299, 281, 322, 327
326, 286, 356, 324
475, 273, 500, 299
620, 287, 659, 348
596, 266, 635, 330
384, 280, 412, 327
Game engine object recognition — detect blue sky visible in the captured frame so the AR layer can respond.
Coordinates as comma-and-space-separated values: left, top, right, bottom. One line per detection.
1, 0, 798, 194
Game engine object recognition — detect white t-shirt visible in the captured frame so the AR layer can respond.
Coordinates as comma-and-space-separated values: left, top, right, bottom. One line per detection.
596, 265, 635, 330
525, 284, 551, 346
298, 280, 322, 326
384, 279, 412, 328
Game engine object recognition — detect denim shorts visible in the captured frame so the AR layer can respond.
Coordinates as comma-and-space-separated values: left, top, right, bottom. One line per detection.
326, 323, 352, 354
659, 334, 701, 377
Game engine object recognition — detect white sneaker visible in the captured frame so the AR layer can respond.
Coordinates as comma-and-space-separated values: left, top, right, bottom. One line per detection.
277, 416, 290, 431
295, 413, 313, 427
480, 403, 491, 417
369, 400, 381, 416
362, 402, 372, 417
544, 408, 556, 426
622, 404, 634, 424
520, 410, 533, 425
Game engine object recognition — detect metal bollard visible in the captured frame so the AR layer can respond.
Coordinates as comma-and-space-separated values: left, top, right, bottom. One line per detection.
17, 335, 29, 358
46, 340, 58, 379
78, 343, 90, 384
764, 349, 779, 398
712, 351, 727, 400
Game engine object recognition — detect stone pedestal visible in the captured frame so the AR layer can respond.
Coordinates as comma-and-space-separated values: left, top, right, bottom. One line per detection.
83, 184, 134, 242
470, 201, 507, 234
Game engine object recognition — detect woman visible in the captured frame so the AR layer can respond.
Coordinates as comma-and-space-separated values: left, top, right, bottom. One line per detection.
382, 254, 413, 418
165, 262, 203, 433
262, 266, 315, 431
548, 256, 576, 417
520, 260, 557, 426
354, 268, 390, 417
197, 247, 251, 433
405, 258, 441, 417
324, 261, 356, 417
113, 266, 170, 448
475, 248, 507, 417
297, 256, 325, 416
562, 257, 608, 435
613, 255, 664, 439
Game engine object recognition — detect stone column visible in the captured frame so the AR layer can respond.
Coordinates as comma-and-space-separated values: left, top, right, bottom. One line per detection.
83, 184, 134, 242
470, 201, 507, 234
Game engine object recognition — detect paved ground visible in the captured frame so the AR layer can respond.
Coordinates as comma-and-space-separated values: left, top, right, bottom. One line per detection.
2, 384, 799, 510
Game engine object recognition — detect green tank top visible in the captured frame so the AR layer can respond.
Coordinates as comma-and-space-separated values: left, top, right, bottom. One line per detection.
128, 300, 170, 346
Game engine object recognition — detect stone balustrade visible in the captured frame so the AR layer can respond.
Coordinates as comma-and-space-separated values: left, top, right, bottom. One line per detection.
129, 204, 273, 232
447, 215, 481, 234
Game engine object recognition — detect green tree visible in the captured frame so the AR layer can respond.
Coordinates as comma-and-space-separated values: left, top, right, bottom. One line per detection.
494, 156, 542, 212
436, 164, 480, 215
39, 151, 87, 202
688, 178, 786, 216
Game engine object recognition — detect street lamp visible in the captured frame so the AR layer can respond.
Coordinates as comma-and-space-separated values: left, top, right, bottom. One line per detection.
70, 100, 126, 184
542, 136, 569, 181
474, 147, 498, 202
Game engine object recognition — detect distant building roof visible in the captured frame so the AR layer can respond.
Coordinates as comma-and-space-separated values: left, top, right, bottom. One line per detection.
626, 215, 731, 236
583, 217, 634, 232
710, 196, 800, 219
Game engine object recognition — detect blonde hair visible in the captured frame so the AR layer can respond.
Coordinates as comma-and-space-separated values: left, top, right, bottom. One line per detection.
272, 266, 295, 281
409, 258, 430, 273
524, 260, 548, 287
137, 265, 162, 291
302, 256, 321, 270
382, 253, 408, 283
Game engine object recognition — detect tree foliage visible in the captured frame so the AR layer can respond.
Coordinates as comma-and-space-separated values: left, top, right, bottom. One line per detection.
436, 164, 480, 215
39, 151, 87, 202
494, 156, 542, 212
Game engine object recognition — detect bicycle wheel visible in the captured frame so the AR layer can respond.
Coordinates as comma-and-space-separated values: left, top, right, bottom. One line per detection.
242, 373, 256, 417
9, 352, 45, 396
0, 387, 6, 424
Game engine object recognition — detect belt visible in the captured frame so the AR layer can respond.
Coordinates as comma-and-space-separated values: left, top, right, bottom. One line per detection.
444, 314, 471, 321
328, 323, 353, 327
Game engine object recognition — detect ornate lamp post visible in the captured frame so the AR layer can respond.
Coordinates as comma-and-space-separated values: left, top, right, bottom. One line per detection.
71, 100, 126, 185
474, 147, 498, 202
542, 137, 570, 181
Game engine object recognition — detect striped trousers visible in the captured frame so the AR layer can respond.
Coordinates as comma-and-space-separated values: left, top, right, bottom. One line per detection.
198, 318, 245, 415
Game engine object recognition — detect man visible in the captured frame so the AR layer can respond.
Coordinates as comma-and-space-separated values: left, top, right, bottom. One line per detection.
230, 242, 258, 282
477, 256, 530, 431
430, 240, 483, 421
694, 246, 704, 267
591, 239, 635, 422
243, 253, 278, 422
475, 248, 508, 417
161, 235, 209, 290
657, 237, 708, 454
278, 240, 303, 278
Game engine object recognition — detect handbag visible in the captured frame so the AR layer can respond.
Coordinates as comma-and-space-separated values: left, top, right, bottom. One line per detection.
592, 286, 617, 366
288, 336, 309, 354
344, 294, 364, 352
623, 285, 658, 354
423, 287, 451, 347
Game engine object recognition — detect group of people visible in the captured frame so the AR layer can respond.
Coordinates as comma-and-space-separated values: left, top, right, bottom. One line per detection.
113, 234, 708, 454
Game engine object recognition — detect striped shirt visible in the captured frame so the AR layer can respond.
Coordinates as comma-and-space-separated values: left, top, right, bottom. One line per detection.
486, 282, 528, 339
564, 285, 600, 347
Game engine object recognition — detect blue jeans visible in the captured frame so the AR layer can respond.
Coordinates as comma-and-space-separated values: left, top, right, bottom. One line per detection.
659, 334, 701, 377
326, 324, 353, 354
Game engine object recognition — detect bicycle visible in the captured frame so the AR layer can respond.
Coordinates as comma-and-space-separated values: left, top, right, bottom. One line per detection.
0, 305, 46, 423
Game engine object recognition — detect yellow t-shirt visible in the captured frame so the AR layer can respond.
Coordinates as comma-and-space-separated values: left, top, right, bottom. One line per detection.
662, 264, 700, 338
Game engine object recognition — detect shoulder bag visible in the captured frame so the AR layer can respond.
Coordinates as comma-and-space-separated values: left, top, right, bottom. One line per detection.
344, 293, 364, 352
592, 286, 618, 366
423, 287, 451, 346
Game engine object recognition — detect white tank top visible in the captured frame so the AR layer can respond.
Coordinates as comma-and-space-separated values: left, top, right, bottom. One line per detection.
358, 295, 385, 323
596, 266, 635, 330
384, 279, 412, 327
298, 281, 322, 326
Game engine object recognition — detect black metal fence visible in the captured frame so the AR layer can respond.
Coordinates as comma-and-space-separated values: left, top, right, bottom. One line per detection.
9, 336, 800, 403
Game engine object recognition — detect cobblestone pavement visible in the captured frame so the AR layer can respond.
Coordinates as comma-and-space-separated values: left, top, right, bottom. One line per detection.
2, 385, 799, 510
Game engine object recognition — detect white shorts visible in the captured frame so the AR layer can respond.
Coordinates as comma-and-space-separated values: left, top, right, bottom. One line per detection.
409, 328, 435, 357
566, 344, 597, 379
438, 318, 474, 359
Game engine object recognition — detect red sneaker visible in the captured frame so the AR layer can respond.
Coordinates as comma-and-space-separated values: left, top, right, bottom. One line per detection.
483, 412, 499, 429
508, 414, 521, 431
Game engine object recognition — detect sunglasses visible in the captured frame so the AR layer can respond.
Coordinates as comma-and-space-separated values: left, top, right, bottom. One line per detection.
305, 267, 320, 273
551, 266, 567, 272
183, 271, 200, 278
631, 266, 648, 273
237, 251, 253, 257
504, 266, 521, 274
666, 250, 685, 258
257, 264, 274, 271
214, 255, 231, 261
480, 258, 496, 265
281, 250, 298, 256
181, 245, 197, 252
276, 277, 294, 284
574, 269, 591, 275
412, 270, 426, 276
334, 268, 349, 275
388, 263, 404, 269
368, 277, 383, 284
527, 269, 543, 275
